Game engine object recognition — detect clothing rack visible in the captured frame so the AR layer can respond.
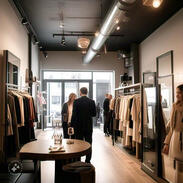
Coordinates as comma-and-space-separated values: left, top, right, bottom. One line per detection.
113, 83, 143, 160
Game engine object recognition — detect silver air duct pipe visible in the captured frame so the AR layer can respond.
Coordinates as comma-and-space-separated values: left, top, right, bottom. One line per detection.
83, 0, 136, 64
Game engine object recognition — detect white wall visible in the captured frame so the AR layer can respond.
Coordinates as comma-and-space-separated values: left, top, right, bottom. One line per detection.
40, 51, 125, 88
140, 8, 183, 89
32, 43, 40, 79
0, 0, 29, 86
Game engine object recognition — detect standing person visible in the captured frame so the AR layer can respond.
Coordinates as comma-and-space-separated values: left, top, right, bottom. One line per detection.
103, 94, 110, 136
96, 102, 101, 124
61, 93, 77, 138
163, 84, 183, 182
71, 87, 96, 163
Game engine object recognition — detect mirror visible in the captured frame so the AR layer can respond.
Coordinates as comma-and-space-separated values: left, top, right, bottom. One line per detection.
7, 51, 20, 85
143, 87, 157, 173
157, 51, 174, 124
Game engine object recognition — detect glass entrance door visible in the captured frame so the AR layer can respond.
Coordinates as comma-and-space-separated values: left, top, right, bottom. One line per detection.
46, 82, 62, 127
43, 80, 92, 128
64, 81, 91, 103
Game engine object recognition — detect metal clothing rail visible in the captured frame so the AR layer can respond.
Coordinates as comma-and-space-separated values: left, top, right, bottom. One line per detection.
115, 83, 142, 91
6, 83, 19, 87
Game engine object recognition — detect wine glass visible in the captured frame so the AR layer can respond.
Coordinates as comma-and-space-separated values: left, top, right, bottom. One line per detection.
52, 127, 62, 145
67, 127, 74, 144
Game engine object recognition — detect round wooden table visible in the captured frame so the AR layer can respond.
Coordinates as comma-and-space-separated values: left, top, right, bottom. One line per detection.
19, 139, 91, 183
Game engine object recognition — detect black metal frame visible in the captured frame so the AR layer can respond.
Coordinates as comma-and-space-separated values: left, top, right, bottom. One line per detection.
2, 51, 21, 171
42, 79, 93, 129
156, 50, 174, 103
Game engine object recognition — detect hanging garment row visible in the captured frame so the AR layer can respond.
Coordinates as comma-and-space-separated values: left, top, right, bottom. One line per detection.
110, 94, 148, 149
7, 89, 38, 157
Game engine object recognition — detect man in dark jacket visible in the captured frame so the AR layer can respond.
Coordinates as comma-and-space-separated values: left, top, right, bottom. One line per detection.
103, 94, 111, 136
71, 87, 96, 163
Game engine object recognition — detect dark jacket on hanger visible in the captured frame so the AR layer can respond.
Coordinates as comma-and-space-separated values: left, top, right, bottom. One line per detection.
71, 96, 96, 134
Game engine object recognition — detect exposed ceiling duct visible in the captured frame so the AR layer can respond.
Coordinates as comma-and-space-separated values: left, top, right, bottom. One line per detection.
83, 0, 136, 64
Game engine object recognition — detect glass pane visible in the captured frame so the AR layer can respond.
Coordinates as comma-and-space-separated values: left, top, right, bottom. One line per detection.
157, 52, 172, 77
64, 82, 78, 103
47, 82, 62, 127
93, 72, 113, 83
143, 87, 157, 172
44, 71, 92, 80
93, 72, 113, 104
79, 82, 89, 97
158, 76, 173, 122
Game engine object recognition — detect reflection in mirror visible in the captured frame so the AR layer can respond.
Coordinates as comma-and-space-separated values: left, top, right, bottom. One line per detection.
143, 87, 157, 172
159, 76, 174, 124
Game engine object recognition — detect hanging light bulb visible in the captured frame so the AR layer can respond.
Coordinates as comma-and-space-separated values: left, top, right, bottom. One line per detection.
153, 0, 161, 8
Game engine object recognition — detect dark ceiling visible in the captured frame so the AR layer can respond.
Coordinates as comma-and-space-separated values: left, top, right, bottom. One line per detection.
17, 0, 183, 51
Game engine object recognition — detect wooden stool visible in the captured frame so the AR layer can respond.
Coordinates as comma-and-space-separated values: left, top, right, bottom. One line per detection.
62, 161, 95, 183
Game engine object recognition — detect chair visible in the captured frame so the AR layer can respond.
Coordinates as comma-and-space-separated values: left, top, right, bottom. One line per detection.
62, 161, 95, 183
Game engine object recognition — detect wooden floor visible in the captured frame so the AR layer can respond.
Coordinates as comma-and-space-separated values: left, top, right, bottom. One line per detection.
36, 128, 157, 183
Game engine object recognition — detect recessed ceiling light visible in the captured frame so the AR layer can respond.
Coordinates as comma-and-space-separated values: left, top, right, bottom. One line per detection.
116, 26, 120, 31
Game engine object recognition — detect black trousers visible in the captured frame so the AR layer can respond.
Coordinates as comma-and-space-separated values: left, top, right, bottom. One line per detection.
75, 131, 92, 163
104, 112, 110, 134
62, 122, 69, 139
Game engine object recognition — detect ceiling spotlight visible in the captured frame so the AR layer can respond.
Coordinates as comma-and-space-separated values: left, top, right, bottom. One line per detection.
82, 50, 87, 55
96, 53, 101, 57
59, 24, 64, 28
115, 19, 119, 24
43, 51, 48, 59
34, 36, 39, 44
21, 18, 28, 25
39, 46, 43, 49
142, 0, 163, 8
116, 26, 120, 31
152, 0, 161, 8
95, 32, 99, 37
61, 36, 66, 46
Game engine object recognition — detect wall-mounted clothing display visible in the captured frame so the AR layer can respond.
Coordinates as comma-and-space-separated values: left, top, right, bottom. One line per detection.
7, 90, 37, 156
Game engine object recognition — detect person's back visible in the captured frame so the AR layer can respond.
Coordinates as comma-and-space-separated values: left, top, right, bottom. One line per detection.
71, 87, 96, 163
72, 96, 96, 134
